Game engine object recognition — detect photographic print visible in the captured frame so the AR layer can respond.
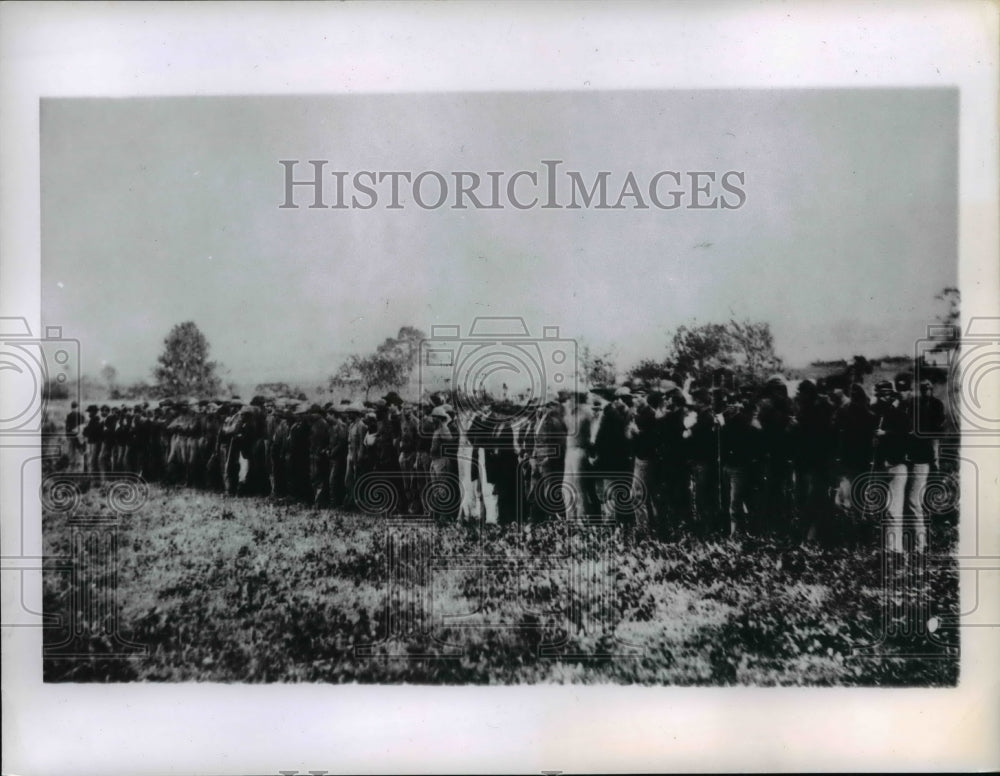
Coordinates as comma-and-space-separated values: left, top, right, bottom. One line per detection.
3, 3, 998, 774
36, 88, 961, 685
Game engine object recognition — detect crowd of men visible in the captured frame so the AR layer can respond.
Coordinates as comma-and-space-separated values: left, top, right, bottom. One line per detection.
55, 370, 949, 554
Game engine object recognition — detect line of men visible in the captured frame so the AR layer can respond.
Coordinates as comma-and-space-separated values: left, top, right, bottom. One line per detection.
59, 370, 947, 553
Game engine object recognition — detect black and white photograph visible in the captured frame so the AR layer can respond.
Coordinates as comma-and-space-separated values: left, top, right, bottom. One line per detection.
37, 88, 963, 686
2, 2, 998, 774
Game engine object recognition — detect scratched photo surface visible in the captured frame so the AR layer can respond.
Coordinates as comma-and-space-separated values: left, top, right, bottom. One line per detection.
38, 90, 959, 684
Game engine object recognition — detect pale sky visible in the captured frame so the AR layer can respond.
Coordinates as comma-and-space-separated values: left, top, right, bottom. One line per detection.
41, 90, 957, 386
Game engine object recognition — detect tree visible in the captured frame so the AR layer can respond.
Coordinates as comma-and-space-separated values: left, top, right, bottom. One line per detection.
347, 353, 407, 399
329, 325, 427, 399
100, 364, 118, 393
153, 321, 223, 398
726, 319, 783, 384
628, 358, 674, 385
931, 286, 961, 353
666, 319, 783, 388
578, 344, 618, 387
669, 323, 733, 380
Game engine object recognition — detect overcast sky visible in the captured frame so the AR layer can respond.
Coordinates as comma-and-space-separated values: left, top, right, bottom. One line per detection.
41, 90, 957, 386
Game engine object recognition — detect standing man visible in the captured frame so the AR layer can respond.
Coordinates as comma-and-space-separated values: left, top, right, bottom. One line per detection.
428, 406, 456, 521
82, 404, 103, 484
626, 384, 657, 536
896, 373, 944, 554
833, 383, 876, 537
871, 380, 912, 555
307, 404, 331, 506
720, 391, 762, 538
686, 387, 722, 537
529, 398, 568, 521
592, 387, 632, 523
97, 405, 116, 478
64, 401, 85, 472
327, 404, 350, 509
793, 380, 835, 544
757, 376, 796, 536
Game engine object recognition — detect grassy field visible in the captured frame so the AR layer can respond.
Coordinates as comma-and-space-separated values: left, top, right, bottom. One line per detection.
42, 479, 959, 685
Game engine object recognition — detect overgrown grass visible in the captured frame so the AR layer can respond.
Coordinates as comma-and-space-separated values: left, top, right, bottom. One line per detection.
43, 483, 959, 685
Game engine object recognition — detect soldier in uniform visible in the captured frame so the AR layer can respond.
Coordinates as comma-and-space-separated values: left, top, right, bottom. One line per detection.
396, 403, 419, 515
266, 399, 292, 498
98, 404, 116, 477
64, 401, 85, 472
720, 389, 762, 537
165, 400, 192, 485
82, 404, 103, 484
626, 384, 658, 535
793, 379, 836, 544
654, 386, 690, 537
428, 406, 456, 521
327, 403, 350, 508
686, 387, 722, 536
343, 404, 369, 509
592, 387, 632, 523
871, 379, 912, 554
528, 398, 568, 521
307, 404, 331, 506
757, 376, 796, 536
126, 403, 147, 475
894, 373, 942, 554
833, 383, 876, 536
413, 402, 436, 515
561, 391, 597, 521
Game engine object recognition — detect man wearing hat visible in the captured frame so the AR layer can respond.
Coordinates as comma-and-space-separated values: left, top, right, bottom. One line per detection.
307, 404, 331, 506
871, 379, 912, 554
626, 384, 657, 535
757, 375, 796, 535
82, 404, 103, 483
527, 398, 567, 521
592, 387, 632, 522
340, 404, 364, 509
686, 386, 724, 536
321, 404, 346, 508
63, 401, 85, 473
892, 372, 942, 554
719, 388, 762, 538
793, 379, 835, 544
428, 405, 457, 520
96, 404, 117, 478
412, 402, 436, 514
395, 403, 420, 515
